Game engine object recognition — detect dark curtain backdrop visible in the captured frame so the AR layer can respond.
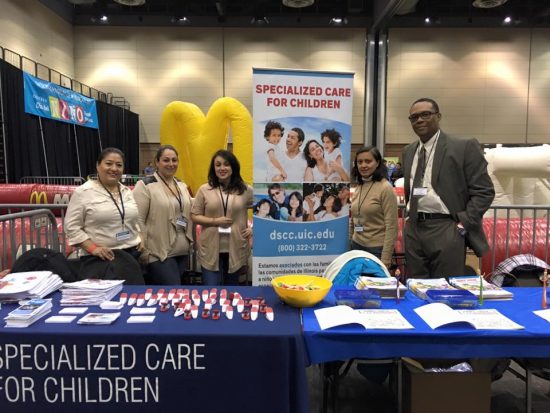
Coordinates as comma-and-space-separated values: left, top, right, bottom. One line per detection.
0, 60, 139, 183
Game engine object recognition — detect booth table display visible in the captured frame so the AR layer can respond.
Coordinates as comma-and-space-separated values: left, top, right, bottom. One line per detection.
304, 287, 550, 413
0, 286, 308, 413
303, 287, 550, 363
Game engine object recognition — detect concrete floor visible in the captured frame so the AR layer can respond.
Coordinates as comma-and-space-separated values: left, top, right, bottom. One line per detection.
307, 361, 550, 413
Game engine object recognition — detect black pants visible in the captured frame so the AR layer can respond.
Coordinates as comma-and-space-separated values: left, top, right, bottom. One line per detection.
404, 217, 466, 278
350, 240, 383, 260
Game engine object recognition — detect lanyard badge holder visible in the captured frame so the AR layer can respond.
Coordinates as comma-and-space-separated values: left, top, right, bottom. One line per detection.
116, 229, 131, 241
413, 141, 436, 198
354, 181, 374, 232
176, 216, 188, 229
100, 180, 130, 242
159, 175, 188, 229
218, 187, 232, 234
353, 217, 364, 233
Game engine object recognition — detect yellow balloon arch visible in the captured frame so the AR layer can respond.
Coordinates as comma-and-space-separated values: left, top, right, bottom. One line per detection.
160, 97, 253, 194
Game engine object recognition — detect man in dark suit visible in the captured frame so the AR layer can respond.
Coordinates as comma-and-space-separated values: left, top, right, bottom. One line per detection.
402, 98, 495, 278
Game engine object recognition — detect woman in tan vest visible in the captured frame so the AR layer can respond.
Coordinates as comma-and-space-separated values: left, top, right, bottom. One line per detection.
191, 150, 253, 285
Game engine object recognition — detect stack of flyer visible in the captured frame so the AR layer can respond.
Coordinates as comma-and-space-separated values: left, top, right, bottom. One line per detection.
406, 278, 458, 300
77, 312, 121, 325
449, 276, 514, 300
354, 276, 407, 299
4, 298, 53, 327
60, 279, 124, 306
0, 271, 63, 302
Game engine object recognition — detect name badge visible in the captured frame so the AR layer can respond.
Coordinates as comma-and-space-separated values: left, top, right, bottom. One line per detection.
218, 227, 231, 234
354, 225, 364, 233
116, 230, 131, 241
176, 217, 188, 229
413, 187, 428, 197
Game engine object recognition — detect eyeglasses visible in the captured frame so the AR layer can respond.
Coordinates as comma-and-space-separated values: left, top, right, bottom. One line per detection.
270, 190, 282, 196
408, 111, 438, 123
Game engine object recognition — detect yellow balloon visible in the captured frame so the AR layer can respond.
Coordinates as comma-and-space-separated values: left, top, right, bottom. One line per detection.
160, 97, 252, 195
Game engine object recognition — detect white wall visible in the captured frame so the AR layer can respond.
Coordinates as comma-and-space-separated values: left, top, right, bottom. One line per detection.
386, 28, 550, 145
73, 27, 367, 144
0, 0, 74, 77
528, 30, 550, 144
3, 3, 549, 148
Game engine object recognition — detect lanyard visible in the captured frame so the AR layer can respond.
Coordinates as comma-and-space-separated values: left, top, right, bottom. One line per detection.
158, 174, 184, 215
99, 178, 125, 227
355, 181, 375, 216
219, 187, 230, 217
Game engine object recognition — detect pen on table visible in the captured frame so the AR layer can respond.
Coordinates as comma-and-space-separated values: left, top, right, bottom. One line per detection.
477, 268, 483, 306
542, 269, 548, 310
395, 268, 401, 304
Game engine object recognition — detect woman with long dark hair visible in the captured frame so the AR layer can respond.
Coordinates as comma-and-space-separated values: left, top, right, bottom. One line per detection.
191, 150, 253, 285
351, 146, 398, 268
133, 145, 194, 284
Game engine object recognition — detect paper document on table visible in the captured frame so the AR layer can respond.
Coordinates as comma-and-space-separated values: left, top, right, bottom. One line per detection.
130, 307, 157, 315
415, 303, 468, 329
415, 303, 523, 330
533, 309, 550, 323
45, 315, 76, 323
314, 305, 413, 330
127, 316, 155, 323
457, 309, 524, 330
355, 309, 414, 329
77, 312, 121, 325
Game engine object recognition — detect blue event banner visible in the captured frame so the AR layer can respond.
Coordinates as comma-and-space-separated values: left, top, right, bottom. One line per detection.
23, 73, 99, 129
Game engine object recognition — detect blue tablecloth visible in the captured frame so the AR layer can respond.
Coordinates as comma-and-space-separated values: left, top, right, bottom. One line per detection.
303, 287, 550, 364
0, 286, 308, 413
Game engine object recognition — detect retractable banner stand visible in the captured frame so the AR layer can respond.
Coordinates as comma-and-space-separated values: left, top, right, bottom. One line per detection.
23, 73, 99, 129
252, 68, 353, 286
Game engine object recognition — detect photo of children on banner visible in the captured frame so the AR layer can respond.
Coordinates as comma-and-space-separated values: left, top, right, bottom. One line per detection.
302, 183, 349, 221
266, 183, 289, 220
303, 138, 349, 182
321, 128, 343, 169
263, 120, 287, 182
253, 183, 305, 222
287, 191, 304, 221
253, 198, 276, 219
303, 183, 323, 217
338, 184, 351, 218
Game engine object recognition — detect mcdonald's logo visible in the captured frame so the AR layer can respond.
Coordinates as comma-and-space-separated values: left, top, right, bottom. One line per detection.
29, 191, 48, 204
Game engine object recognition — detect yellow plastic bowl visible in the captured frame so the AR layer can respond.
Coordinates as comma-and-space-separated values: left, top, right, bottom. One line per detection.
271, 274, 332, 308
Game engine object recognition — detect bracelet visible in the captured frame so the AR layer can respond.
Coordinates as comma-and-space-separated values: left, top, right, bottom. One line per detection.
86, 244, 98, 254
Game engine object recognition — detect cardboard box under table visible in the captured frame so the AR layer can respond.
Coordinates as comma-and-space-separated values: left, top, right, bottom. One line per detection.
402, 358, 491, 413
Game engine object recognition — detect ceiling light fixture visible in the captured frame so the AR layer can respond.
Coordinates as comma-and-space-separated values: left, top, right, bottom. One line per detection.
503, 15, 512, 24
472, 0, 508, 8
113, 0, 146, 5
329, 16, 348, 26
90, 14, 109, 24
251, 16, 269, 25
172, 15, 191, 24
282, 0, 314, 7
424, 16, 431, 24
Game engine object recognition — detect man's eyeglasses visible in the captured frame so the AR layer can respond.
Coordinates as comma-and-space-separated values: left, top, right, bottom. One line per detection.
408, 111, 438, 123
270, 190, 282, 197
